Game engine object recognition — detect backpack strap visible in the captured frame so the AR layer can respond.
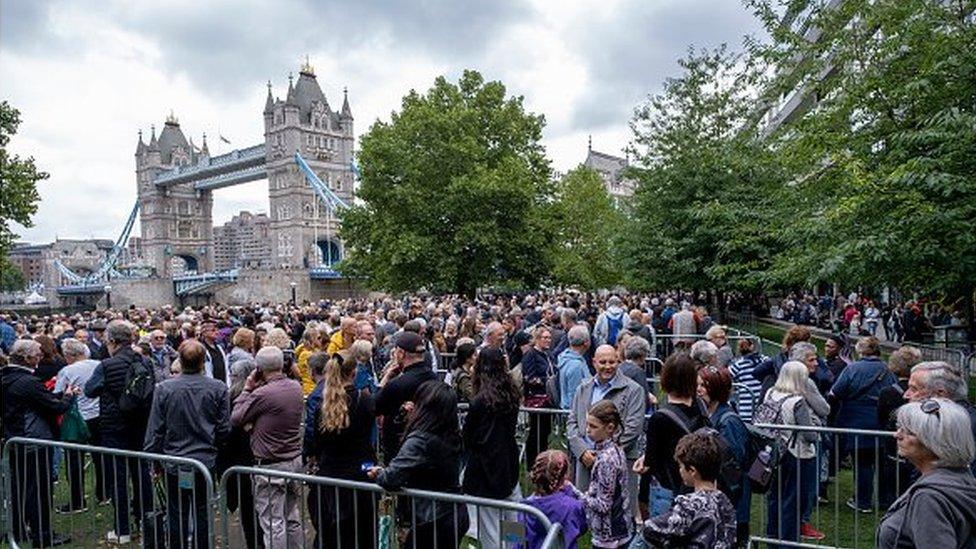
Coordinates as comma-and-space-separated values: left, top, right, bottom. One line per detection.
847, 365, 889, 402
658, 405, 693, 434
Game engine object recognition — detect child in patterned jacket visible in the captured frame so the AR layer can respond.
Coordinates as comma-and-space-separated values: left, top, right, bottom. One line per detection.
578, 400, 633, 548
640, 431, 737, 548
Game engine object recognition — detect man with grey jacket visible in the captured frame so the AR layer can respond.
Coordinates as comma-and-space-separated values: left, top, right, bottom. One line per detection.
566, 344, 645, 513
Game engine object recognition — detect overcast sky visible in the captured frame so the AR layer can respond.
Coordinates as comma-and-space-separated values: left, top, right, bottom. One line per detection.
2, 0, 761, 244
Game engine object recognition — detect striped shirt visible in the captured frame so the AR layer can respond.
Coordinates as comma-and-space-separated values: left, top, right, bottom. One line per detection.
729, 352, 766, 423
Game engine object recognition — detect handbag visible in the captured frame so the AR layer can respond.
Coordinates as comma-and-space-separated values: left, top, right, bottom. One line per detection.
60, 402, 90, 443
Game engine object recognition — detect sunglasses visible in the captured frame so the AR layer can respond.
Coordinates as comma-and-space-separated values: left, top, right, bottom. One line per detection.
921, 399, 941, 415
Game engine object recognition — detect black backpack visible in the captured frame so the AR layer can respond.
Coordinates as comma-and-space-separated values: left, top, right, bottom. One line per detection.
657, 403, 743, 502
119, 357, 155, 414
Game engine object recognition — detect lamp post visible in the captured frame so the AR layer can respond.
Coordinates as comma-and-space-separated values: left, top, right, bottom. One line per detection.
290, 281, 297, 306
105, 284, 113, 310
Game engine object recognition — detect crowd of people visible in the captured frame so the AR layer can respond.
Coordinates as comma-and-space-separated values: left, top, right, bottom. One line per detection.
769, 291, 966, 342
1, 291, 975, 548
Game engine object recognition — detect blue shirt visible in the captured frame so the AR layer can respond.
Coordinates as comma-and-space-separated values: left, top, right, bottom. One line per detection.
590, 377, 613, 405
558, 349, 589, 410
354, 363, 377, 393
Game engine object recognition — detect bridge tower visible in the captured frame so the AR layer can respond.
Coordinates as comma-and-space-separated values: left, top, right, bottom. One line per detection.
264, 61, 355, 268
135, 114, 214, 277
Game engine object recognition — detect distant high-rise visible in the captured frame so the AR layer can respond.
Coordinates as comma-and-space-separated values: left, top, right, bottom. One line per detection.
213, 211, 272, 271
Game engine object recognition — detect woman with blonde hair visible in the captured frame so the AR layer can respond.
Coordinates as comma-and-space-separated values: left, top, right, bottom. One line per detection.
304, 351, 377, 548
227, 327, 255, 374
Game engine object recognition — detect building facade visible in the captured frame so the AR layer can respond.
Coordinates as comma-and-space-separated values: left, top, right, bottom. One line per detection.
213, 211, 272, 271
8, 239, 114, 288
583, 138, 636, 202
264, 61, 355, 268
135, 114, 214, 277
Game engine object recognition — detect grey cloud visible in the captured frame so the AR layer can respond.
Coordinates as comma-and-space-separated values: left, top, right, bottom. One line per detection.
0, 0, 59, 53
570, 0, 762, 131
114, 0, 529, 98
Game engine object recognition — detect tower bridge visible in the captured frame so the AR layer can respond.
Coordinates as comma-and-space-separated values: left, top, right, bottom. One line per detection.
54, 62, 363, 308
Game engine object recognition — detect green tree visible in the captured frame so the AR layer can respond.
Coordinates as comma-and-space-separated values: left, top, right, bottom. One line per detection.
549, 167, 623, 289
339, 71, 555, 296
751, 0, 976, 329
0, 101, 47, 260
620, 46, 784, 300
0, 258, 26, 291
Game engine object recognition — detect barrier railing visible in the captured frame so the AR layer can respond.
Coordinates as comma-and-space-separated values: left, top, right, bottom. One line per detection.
2, 437, 215, 549
654, 333, 763, 362
219, 465, 564, 548
750, 423, 898, 549
914, 344, 969, 377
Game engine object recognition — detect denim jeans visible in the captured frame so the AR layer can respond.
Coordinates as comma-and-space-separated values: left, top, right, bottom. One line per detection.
766, 455, 817, 547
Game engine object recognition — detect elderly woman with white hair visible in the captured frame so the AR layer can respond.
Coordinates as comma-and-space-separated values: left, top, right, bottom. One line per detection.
761, 360, 823, 544
877, 398, 976, 548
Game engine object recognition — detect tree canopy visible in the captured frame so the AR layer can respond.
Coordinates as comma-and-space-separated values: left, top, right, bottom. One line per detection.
0, 101, 46, 259
1, 101, 46, 291
339, 70, 556, 296
549, 166, 623, 289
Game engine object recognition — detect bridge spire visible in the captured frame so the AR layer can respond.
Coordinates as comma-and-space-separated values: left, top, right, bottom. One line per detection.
201, 132, 209, 156
286, 73, 296, 104
136, 129, 146, 154
341, 86, 352, 120
149, 124, 158, 149
264, 80, 275, 114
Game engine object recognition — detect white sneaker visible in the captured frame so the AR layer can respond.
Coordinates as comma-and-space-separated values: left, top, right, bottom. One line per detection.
106, 531, 132, 544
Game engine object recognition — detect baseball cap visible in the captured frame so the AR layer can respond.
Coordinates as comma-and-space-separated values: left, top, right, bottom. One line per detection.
395, 332, 426, 354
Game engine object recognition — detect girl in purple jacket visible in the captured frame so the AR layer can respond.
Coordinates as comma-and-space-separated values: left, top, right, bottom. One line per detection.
520, 450, 587, 549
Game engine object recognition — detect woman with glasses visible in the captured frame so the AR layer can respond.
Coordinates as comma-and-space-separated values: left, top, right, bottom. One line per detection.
878, 398, 976, 548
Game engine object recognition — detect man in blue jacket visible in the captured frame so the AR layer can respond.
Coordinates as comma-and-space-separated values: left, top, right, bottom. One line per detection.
829, 336, 896, 512
558, 325, 591, 409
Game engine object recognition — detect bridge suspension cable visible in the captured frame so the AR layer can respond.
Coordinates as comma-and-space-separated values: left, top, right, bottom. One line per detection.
55, 200, 140, 285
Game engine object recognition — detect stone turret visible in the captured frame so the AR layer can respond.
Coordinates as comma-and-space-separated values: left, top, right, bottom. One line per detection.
264, 61, 355, 268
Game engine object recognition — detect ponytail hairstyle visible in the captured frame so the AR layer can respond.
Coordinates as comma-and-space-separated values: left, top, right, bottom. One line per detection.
320, 350, 356, 433
529, 449, 570, 496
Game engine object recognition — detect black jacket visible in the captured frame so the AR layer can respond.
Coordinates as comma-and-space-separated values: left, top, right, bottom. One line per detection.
376, 430, 466, 523
309, 386, 377, 477
1, 364, 74, 442
85, 347, 149, 444
462, 397, 519, 498
373, 361, 436, 461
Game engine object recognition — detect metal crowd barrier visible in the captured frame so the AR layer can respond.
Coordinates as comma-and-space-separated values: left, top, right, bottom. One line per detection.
914, 344, 969, 377
2, 437, 215, 549
750, 423, 898, 549
219, 465, 564, 548
655, 333, 764, 359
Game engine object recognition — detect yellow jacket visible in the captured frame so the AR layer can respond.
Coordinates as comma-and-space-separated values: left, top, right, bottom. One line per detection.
296, 346, 317, 396
326, 330, 348, 357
